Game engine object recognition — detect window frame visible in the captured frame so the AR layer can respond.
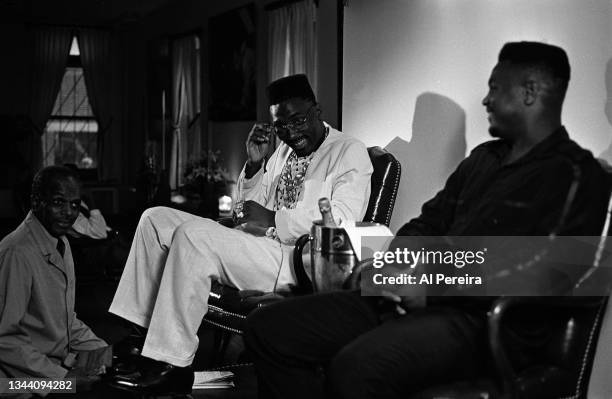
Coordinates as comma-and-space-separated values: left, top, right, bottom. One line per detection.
43, 37, 99, 172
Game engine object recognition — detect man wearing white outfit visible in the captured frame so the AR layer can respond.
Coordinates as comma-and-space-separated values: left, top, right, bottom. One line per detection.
108, 74, 373, 394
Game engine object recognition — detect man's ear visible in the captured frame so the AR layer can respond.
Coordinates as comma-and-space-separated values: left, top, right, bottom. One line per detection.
30, 194, 42, 213
524, 79, 538, 106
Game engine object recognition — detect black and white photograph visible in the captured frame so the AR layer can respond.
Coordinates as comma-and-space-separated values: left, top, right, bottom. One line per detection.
1, 0, 612, 398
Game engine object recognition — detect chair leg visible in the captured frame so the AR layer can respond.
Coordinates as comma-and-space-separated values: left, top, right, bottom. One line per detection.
218, 331, 232, 361
210, 329, 233, 366
210, 328, 223, 366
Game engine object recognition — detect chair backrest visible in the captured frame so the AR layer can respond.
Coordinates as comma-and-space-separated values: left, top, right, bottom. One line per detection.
363, 146, 401, 226
585, 166, 612, 397
291, 146, 401, 293
537, 167, 612, 398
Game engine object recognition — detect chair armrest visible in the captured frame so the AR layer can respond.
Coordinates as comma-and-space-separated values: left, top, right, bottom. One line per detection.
209, 281, 289, 314
243, 292, 287, 309
490, 296, 604, 313
217, 217, 236, 228
487, 296, 606, 397
292, 234, 314, 294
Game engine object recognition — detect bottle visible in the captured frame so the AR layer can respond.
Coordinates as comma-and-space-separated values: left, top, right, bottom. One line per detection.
318, 197, 337, 226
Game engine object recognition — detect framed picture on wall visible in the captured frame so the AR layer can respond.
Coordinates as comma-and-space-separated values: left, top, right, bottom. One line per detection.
209, 3, 256, 121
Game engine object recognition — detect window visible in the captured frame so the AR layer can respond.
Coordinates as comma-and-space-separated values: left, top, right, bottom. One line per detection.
43, 36, 98, 169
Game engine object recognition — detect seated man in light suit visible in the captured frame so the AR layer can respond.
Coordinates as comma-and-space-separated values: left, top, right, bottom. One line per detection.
108, 74, 373, 394
0, 166, 111, 394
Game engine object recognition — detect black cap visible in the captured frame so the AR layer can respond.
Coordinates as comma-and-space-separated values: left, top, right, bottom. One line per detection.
266, 74, 316, 106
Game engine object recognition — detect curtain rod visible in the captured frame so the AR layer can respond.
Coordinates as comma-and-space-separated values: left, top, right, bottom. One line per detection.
264, 0, 319, 12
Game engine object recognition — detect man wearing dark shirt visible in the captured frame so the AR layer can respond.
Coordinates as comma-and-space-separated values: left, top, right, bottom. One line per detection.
401, 125, 604, 237
243, 42, 610, 398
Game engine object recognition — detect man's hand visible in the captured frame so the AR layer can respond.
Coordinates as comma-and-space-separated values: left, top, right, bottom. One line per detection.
74, 346, 113, 376
379, 290, 426, 315
245, 123, 273, 171
80, 194, 91, 208
83, 194, 97, 211
65, 368, 102, 392
238, 200, 276, 228
63, 346, 112, 391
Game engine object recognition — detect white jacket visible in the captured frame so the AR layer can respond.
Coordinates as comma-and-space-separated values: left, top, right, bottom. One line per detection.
237, 124, 373, 244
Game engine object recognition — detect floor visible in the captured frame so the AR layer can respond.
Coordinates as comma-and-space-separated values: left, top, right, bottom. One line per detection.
73, 271, 258, 398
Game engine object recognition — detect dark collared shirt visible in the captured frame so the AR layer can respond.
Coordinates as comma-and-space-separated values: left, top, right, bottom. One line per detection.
398, 127, 609, 237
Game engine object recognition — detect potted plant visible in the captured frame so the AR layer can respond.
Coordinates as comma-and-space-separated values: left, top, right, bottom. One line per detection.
182, 150, 233, 218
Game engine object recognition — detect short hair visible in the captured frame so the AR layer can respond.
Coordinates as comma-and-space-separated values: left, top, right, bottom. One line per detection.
266, 74, 316, 106
498, 41, 570, 94
31, 166, 80, 200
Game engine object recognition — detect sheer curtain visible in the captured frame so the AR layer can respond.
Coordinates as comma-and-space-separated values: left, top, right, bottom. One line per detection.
78, 29, 115, 181
169, 35, 201, 190
267, 0, 317, 93
29, 26, 73, 170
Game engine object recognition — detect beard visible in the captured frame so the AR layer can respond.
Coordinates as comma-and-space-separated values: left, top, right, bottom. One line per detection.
487, 111, 522, 140
488, 125, 502, 138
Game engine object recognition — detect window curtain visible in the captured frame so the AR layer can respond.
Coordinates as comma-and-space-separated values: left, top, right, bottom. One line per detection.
267, 0, 317, 94
29, 26, 73, 171
78, 29, 115, 181
169, 35, 201, 190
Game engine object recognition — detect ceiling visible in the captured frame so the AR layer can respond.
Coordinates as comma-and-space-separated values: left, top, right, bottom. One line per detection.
0, 0, 175, 26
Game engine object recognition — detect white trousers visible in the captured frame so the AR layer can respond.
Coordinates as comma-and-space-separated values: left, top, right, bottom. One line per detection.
109, 206, 294, 366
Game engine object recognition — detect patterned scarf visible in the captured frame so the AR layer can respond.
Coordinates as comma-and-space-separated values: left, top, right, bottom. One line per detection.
273, 127, 329, 210
273, 151, 316, 210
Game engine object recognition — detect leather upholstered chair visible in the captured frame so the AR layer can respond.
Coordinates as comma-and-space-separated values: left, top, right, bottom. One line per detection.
201, 146, 401, 340
406, 168, 612, 399
408, 296, 608, 399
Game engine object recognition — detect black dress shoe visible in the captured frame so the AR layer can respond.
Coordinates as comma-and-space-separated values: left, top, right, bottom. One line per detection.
109, 360, 194, 395
109, 352, 157, 377
114, 330, 146, 358
109, 334, 148, 377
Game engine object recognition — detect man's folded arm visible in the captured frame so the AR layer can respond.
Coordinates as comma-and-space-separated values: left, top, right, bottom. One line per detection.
235, 160, 268, 204
69, 316, 107, 352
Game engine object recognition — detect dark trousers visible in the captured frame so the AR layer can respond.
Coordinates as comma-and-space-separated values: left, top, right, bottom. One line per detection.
244, 290, 486, 399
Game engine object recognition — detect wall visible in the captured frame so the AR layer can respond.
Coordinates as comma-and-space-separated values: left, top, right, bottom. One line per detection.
116, 25, 148, 186
0, 24, 29, 115
0, 24, 29, 217
343, 0, 612, 232
316, 0, 339, 129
